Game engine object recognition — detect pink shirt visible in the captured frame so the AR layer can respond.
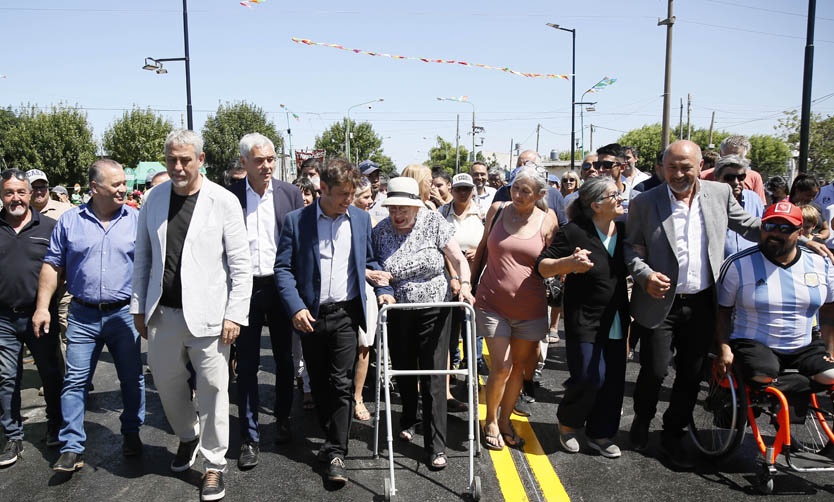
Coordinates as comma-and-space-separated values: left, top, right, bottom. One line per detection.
476, 210, 547, 320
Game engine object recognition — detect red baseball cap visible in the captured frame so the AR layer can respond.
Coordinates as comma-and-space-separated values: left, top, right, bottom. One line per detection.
762, 201, 803, 226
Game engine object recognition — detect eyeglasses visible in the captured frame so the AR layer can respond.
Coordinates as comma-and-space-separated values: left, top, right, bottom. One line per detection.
721, 173, 747, 182
762, 222, 801, 234
598, 191, 623, 202
1, 169, 27, 181
592, 160, 621, 170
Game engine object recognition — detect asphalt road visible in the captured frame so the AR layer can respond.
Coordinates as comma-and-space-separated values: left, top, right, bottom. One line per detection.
4, 328, 834, 501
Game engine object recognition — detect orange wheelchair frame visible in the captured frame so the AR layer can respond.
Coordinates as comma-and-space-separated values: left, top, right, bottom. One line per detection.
689, 356, 834, 493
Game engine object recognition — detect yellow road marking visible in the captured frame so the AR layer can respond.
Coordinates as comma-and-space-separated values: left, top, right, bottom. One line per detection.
477, 343, 570, 501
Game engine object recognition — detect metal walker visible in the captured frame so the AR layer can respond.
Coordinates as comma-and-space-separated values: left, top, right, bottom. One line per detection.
372, 301, 481, 501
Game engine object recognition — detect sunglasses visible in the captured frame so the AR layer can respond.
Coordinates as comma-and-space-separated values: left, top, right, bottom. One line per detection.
592, 160, 620, 170
721, 173, 747, 182
581, 163, 595, 171
1, 169, 27, 181
762, 222, 801, 234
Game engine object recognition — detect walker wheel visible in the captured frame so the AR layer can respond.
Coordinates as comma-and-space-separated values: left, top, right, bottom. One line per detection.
384, 477, 394, 501
470, 476, 482, 501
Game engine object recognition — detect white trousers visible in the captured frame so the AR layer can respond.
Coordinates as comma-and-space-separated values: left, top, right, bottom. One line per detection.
148, 306, 230, 471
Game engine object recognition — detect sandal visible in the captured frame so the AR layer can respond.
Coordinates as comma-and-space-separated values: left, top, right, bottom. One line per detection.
482, 427, 504, 451
428, 451, 447, 471
500, 424, 525, 449
354, 400, 370, 421
398, 424, 416, 442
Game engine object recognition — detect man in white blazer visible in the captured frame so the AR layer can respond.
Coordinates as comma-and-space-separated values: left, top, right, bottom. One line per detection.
131, 130, 252, 502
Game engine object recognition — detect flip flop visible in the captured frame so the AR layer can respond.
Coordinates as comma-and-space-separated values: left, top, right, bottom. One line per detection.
354, 401, 370, 421
483, 431, 504, 451
500, 424, 525, 448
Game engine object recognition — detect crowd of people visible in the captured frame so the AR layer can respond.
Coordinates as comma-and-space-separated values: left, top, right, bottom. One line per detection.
2, 129, 834, 501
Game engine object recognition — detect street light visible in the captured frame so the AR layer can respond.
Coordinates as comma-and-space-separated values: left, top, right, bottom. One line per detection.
437, 96, 480, 170
141, 0, 193, 130
345, 98, 383, 163
546, 22, 576, 170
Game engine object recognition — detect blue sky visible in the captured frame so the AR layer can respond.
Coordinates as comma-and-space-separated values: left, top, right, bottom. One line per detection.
2, 0, 833, 170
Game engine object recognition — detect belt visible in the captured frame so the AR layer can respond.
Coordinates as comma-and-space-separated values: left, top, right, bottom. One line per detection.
318, 298, 357, 315
675, 287, 713, 302
253, 275, 275, 287
0, 304, 35, 315
73, 298, 130, 312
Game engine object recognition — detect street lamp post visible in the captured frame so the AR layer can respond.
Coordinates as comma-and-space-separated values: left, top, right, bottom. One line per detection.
437, 97, 477, 170
547, 23, 576, 170
578, 99, 597, 156
141, 0, 193, 129
345, 98, 384, 163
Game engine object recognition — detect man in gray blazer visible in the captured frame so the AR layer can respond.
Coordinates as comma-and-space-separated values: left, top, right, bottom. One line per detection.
625, 139, 760, 470
131, 130, 252, 502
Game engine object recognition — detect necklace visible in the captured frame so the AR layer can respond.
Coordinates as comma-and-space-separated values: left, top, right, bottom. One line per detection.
511, 205, 534, 223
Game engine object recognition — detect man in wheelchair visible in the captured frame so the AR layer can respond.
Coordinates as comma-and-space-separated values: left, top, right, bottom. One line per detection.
716, 202, 834, 397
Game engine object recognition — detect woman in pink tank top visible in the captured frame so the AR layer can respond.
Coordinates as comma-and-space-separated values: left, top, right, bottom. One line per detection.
472, 165, 558, 450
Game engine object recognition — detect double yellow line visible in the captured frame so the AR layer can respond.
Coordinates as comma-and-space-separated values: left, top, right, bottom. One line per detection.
478, 352, 570, 501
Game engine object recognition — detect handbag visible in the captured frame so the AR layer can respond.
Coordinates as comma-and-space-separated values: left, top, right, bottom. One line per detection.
544, 276, 563, 307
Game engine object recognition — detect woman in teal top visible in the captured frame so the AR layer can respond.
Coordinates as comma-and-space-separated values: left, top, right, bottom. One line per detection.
536, 177, 630, 459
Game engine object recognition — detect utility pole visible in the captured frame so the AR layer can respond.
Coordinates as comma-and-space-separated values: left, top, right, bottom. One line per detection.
536, 123, 541, 154
679, 98, 683, 138
589, 124, 595, 152
658, 0, 675, 149
509, 138, 514, 171
455, 114, 461, 173
798, 0, 817, 174
686, 93, 692, 140
708, 111, 716, 148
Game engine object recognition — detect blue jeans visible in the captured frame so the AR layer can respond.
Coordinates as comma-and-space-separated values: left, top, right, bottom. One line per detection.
59, 303, 145, 453
0, 310, 63, 440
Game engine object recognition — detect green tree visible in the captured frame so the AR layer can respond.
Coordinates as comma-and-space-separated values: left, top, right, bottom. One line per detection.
2, 104, 97, 185
748, 134, 791, 178
0, 106, 21, 168
617, 124, 677, 171
201, 101, 282, 180
776, 111, 834, 178
102, 107, 173, 170
425, 136, 469, 175
314, 119, 396, 175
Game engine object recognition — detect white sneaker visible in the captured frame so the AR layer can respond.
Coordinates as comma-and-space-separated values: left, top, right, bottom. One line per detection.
589, 438, 621, 459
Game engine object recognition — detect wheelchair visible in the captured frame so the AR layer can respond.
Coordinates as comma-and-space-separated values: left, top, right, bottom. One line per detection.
689, 354, 834, 494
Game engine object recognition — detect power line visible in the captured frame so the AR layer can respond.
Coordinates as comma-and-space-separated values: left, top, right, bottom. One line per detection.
702, 0, 834, 22
679, 20, 834, 44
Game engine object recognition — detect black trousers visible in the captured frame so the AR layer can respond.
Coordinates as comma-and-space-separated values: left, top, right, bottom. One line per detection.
301, 298, 362, 459
388, 307, 450, 455
632, 288, 715, 439
235, 277, 293, 443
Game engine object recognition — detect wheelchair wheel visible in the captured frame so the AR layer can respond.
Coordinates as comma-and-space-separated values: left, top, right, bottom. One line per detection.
789, 390, 834, 455
689, 364, 746, 457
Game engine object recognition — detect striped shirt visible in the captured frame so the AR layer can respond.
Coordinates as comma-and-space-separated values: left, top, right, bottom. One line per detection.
718, 245, 834, 353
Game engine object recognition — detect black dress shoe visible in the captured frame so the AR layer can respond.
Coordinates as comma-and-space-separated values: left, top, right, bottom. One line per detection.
238, 441, 259, 469
170, 437, 200, 472
660, 435, 696, 470
326, 456, 348, 486
122, 431, 143, 457
275, 418, 292, 445
629, 417, 650, 451
53, 452, 84, 472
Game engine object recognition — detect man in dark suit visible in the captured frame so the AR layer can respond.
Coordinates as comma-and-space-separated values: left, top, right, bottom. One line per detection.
227, 133, 304, 469
275, 158, 393, 487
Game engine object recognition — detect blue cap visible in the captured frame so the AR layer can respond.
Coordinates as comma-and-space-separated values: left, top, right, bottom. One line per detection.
357, 160, 379, 175
547, 174, 559, 182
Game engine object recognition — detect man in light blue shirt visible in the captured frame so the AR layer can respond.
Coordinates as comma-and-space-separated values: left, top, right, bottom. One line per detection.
33, 159, 145, 472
